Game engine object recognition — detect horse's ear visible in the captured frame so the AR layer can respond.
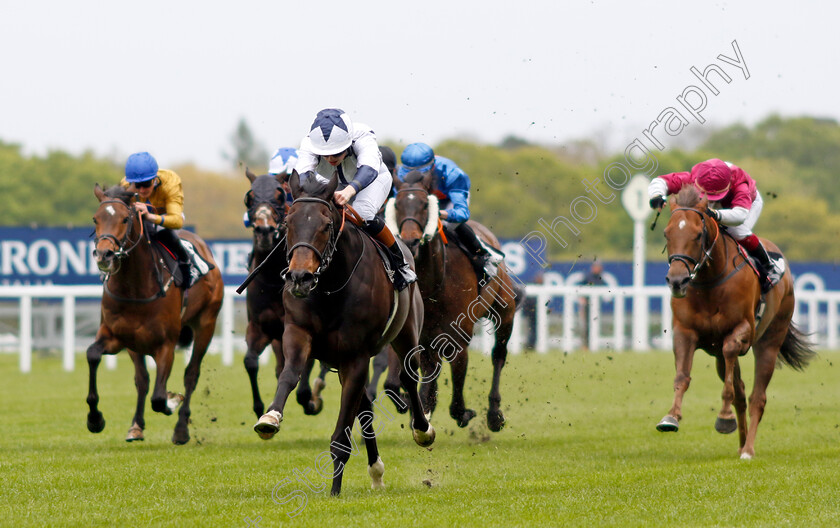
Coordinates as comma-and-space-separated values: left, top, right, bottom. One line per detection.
289, 170, 301, 200
421, 170, 435, 192
94, 183, 105, 202
275, 172, 289, 184
392, 172, 404, 191
698, 194, 709, 209
323, 171, 339, 198
668, 195, 677, 210
245, 167, 257, 183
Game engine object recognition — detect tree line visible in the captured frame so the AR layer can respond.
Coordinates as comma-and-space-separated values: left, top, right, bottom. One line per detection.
1, 114, 837, 262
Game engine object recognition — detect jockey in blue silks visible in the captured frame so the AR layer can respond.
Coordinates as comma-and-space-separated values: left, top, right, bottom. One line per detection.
397, 142, 503, 277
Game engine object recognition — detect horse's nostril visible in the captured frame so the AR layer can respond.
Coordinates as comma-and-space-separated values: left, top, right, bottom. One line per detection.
103, 249, 115, 260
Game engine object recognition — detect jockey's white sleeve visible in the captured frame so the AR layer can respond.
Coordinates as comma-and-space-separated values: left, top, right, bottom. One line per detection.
717, 206, 749, 226
648, 177, 668, 198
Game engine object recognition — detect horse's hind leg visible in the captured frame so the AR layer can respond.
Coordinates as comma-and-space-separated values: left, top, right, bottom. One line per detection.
713, 356, 744, 435
126, 350, 149, 442
719, 320, 752, 455
173, 316, 217, 445
367, 347, 389, 402
741, 335, 785, 459
244, 323, 271, 419
329, 355, 370, 496
382, 347, 409, 414
448, 346, 476, 428
487, 317, 514, 432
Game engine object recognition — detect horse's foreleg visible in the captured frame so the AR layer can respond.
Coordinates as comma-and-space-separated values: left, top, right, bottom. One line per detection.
244, 322, 271, 419
720, 320, 752, 454
357, 383, 385, 490
85, 339, 107, 433
150, 343, 176, 415
254, 325, 310, 440
657, 325, 697, 432
741, 338, 783, 459
126, 350, 149, 442
296, 356, 320, 415
329, 355, 370, 496
447, 346, 475, 428
487, 319, 513, 432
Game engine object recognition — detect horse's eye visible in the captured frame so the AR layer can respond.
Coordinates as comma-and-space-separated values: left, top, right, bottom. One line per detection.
93, 217, 98, 224
422, 202, 428, 210
122, 217, 129, 224
695, 233, 702, 241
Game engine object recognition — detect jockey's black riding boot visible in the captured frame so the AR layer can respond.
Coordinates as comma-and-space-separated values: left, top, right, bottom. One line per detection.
454, 222, 493, 278
156, 228, 191, 288
363, 217, 417, 291
746, 241, 774, 294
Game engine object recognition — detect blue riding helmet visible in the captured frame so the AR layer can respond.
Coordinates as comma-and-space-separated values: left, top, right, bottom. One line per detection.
401, 143, 435, 172
125, 152, 159, 183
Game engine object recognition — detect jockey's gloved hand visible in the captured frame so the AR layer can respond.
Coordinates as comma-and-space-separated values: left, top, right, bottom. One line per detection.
649, 195, 665, 210
706, 208, 721, 222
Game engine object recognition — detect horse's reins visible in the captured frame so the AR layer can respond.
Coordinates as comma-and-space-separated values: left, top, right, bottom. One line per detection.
95, 199, 173, 303
93, 200, 145, 264
667, 207, 720, 282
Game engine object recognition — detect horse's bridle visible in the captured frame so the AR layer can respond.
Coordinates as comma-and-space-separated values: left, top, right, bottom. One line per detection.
248, 199, 287, 241
283, 197, 345, 286
667, 207, 720, 282
395, 187, 430, 237
93, 199, 145, 266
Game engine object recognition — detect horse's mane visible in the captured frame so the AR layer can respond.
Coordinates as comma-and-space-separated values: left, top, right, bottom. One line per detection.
675, 185, 702, 207
104, 185, 135, 203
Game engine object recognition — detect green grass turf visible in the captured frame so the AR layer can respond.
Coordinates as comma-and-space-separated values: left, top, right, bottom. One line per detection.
1, 348, 839, 527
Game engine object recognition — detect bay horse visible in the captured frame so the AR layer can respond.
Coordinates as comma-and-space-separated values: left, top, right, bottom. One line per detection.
389, 170, 521, 431
87, 184, 224, 444
242, 169, 328, 418
656, 185, 815, 459
252, 171, 433, 496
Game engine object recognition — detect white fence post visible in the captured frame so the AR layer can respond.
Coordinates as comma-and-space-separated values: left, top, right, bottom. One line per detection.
20, 295, 32, 373
63, 295, 75, 372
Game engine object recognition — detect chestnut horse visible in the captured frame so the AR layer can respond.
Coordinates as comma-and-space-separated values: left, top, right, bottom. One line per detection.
87, 185, 224, 444
389, 170, 521, 431
242, 169, 328, 418
252, 171, 433, 496
656, 185, 815, 459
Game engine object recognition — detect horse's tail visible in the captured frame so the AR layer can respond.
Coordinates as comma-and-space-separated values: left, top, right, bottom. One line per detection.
777, 321, 817, 371
178, 326, 194, 348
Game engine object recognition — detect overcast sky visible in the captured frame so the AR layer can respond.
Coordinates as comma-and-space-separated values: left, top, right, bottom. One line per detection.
1, 1, 837, 171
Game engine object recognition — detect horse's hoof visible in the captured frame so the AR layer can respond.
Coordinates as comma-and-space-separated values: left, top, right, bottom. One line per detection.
87, 413, 106, 434
740, 452, 753, 460
166, 392, 185, 413
254, 410, 282, 440
368, 457, 385, 489
453, 408, 476, 428
172, 427, 190, 445
413, 422, 436, 447
715, 417, 737, 434
656, 415, 680, 432
487, 410, 506, 432
125, 423, 144, 442
310, 397, 324, 415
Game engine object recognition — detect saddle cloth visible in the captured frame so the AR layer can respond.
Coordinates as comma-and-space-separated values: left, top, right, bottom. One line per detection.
153, 239, 213, 288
